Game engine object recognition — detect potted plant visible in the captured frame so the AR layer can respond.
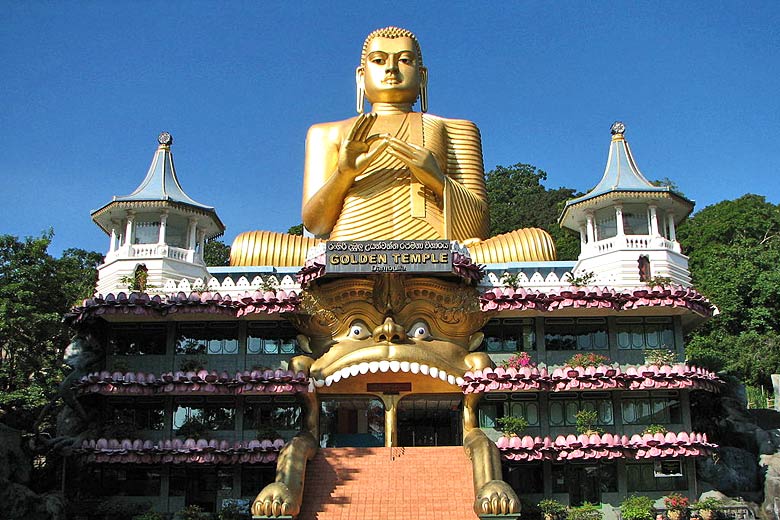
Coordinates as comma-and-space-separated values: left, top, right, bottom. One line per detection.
620, 495, 655, 520
132, 512, 164, 520
568, 502, 603, 520
538, 499, 567, 520
176, 417, 208, 439
500, 351, 536, 370
644, 348, 677, 366
642, 424, 668, 436
177, 505, 206, 520
692, 497, 721, 520
567, 353, 611, 369
663, 493, 690, 520
496, 416, 529, 437
575, 409, 603, 436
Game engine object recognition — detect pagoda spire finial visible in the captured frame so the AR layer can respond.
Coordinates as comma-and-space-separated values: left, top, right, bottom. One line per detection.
610, 121, 625, 140
157, 131, 173, 148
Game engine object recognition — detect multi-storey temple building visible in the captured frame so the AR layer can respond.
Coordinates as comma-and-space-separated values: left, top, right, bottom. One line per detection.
63, 27, 720, 520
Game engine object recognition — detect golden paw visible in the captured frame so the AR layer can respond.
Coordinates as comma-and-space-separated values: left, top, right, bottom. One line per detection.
252, 482, 298, 517
474, 479, 520, 515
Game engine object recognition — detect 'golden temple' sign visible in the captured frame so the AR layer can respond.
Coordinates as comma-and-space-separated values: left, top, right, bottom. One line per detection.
325, 240, 452, 274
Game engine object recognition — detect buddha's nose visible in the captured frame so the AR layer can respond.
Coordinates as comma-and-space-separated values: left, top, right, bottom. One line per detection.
385, 55, 399, 72
373, 317, 407, 343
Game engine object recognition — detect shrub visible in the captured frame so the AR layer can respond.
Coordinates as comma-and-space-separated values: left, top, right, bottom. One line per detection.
565, 270, 596, 287
620, 495, 655, 520
664, 493, 690, 511
693, 498, 722, 511
95, 499, 151, 520
568, 502, 603, 520
176, 417, 208, 439
575, 409, 603, 435
500, 351, 535, 369
177, 505, 206, 520
642, 424, 668, 435
501, 272, 523, 289
567, 353, 610, 368
132, 512, 164, 520
496, 416, 529, 437
644, 349, 677, 365
538, 499, 567, 517
218, 502, 251, 520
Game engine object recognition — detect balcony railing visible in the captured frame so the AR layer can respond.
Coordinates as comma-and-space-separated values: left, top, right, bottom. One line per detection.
105, 244, 201, 263
583, 235, 681, 255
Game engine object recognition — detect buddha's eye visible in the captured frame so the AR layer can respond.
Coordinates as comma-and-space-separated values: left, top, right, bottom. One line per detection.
408, 321, 431, 340
348, 321, 371, 340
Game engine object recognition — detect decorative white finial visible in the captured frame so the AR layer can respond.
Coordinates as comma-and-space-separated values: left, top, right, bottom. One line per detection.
610, 121, 626, 136
158, 132, 173, 146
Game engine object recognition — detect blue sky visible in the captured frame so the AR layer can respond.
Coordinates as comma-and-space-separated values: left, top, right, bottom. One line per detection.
2, 1, 779, 255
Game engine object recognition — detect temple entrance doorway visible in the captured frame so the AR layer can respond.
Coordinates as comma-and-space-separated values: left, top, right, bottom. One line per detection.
397, 394, 462, 447
319, 397, 385, 447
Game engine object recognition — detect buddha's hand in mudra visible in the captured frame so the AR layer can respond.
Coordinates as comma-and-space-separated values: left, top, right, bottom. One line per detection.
386, 136, 446, 197
338, 113, 388, 182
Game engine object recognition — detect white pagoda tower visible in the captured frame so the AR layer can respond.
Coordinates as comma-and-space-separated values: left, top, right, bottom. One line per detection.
91, 132, 225, 295
559, 122, 694, 288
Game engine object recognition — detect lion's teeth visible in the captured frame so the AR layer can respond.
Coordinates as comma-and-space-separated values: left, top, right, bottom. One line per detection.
325, 375, 333, 386
315, 379, 325, 387
430, 367, 439, 378
341, 367, 352, 380
379, 360, 390, 372
410, 362, 420, 374
447, 375, 456, 385
358, 362, 370, 375
349, 365, 360, 377
438, 369, 447, 381
420, 364, 429, 375
389, 360, 400, 372
400, 361, 410, 373
369, 361, 380, 373
456, 377, 464, 386
332, 371, 342, 383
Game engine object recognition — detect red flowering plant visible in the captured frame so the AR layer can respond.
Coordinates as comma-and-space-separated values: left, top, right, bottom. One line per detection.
500, 351, 536, 369
567, 353, 611, 368
663, 493, 690, 512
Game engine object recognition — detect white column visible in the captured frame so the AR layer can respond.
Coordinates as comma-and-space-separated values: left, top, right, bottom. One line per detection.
649, 205, 660, 236
615, 205, 625, 236
586, 212, 595, 243
197, 230, 206, 261
187, 217, 197, 250
109, 225, 117, 253
579, 225, 587, 245
668, 213, 677, 241
124, 210, 135, 247
158, 210, 168, 244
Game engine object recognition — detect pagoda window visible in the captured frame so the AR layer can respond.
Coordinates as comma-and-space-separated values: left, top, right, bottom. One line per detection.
109, 323, 167, 355
552, 462, 617, 494
594, 207, 618, 240
165, 214, 189, 248
173, 398, 236, 432
626, 461, 687, 491
247, 321, 300, 355
503, 462, 544, 494
105, 399, 165, 433
622, 203, 650, 235
244, 396, 303, 433
80, 466, 162, 497
241, 467, 277, 499
479, 393, 540, 428
616, 317, 675, 350
544, 318, 608, 351
481, 318, 536, 352
548, 393, 614, 427
621, 391, 681, 425
133, 220, 160, 244
175, 322, 239, 355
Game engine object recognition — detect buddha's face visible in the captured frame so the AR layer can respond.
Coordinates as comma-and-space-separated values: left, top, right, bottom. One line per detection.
361, 36, 423, 105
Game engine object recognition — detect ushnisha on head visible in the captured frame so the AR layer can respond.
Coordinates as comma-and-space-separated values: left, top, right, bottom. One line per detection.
356, 26, 428, 113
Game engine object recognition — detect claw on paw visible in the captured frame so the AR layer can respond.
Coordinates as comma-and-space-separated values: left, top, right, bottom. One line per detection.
474, 480, 519, 515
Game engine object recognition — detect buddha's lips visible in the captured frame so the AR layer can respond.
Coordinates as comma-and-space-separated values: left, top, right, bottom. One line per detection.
309, 343, 468, 387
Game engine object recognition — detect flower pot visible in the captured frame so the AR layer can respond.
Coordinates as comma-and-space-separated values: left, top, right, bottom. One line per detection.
668, 510, 685, 520
699, 510, 714, 520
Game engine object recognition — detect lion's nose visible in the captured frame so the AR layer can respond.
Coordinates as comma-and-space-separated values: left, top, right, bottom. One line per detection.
372, 317, 407, 343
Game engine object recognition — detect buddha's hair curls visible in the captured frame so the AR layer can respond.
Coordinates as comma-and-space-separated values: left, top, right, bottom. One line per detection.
360, 26, 423, 70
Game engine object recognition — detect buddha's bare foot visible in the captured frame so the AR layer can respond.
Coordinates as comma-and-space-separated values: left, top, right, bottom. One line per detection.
474, 480, 520, 515
252, 482, 298, 517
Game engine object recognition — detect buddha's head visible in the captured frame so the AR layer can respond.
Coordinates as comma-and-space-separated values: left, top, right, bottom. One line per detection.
356, 26, 428, 112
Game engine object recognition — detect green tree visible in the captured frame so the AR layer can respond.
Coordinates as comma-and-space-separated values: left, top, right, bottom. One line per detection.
287, 224, 304, 236
677, 195, 780, 386
485, 163, 581, 260
0, 232, 101, 431
204, 239, 230, 266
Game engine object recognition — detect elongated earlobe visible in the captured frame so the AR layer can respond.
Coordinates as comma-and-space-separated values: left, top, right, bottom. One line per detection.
355, 67, 365, 114
419, 67, 428, 113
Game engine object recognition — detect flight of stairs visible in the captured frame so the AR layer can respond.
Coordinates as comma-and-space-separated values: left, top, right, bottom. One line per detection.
298, 446, 478, 520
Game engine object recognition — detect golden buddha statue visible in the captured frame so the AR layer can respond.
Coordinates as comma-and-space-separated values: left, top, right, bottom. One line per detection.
231, 26, 556, 266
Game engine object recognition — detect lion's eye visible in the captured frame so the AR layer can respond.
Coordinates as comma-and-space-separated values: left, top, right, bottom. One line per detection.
408, 321, 431, 340
348, 321, 371, 340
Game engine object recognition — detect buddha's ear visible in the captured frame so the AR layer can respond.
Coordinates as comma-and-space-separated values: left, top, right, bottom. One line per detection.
355, 66, 365, 114
419, 66, 428, 113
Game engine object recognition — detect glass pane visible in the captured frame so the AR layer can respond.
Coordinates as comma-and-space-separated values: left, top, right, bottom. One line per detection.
622, 401, 637, 424
617, 329, 632, 349
247, 337, 263, 355
565, 401, 579, 425
525, 403, 539, 426
549, 401, 564, 426
480, 405, 497, 428
600, 400, 614, 425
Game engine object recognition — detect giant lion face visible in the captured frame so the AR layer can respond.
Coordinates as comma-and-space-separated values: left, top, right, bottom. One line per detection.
288, 275, 491, 388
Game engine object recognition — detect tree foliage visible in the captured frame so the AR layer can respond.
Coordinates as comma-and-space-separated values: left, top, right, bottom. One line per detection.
485, 163, 582, 260
203, 239, 230, 266
677, 195, 780, 386
0, 232, 102, 431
